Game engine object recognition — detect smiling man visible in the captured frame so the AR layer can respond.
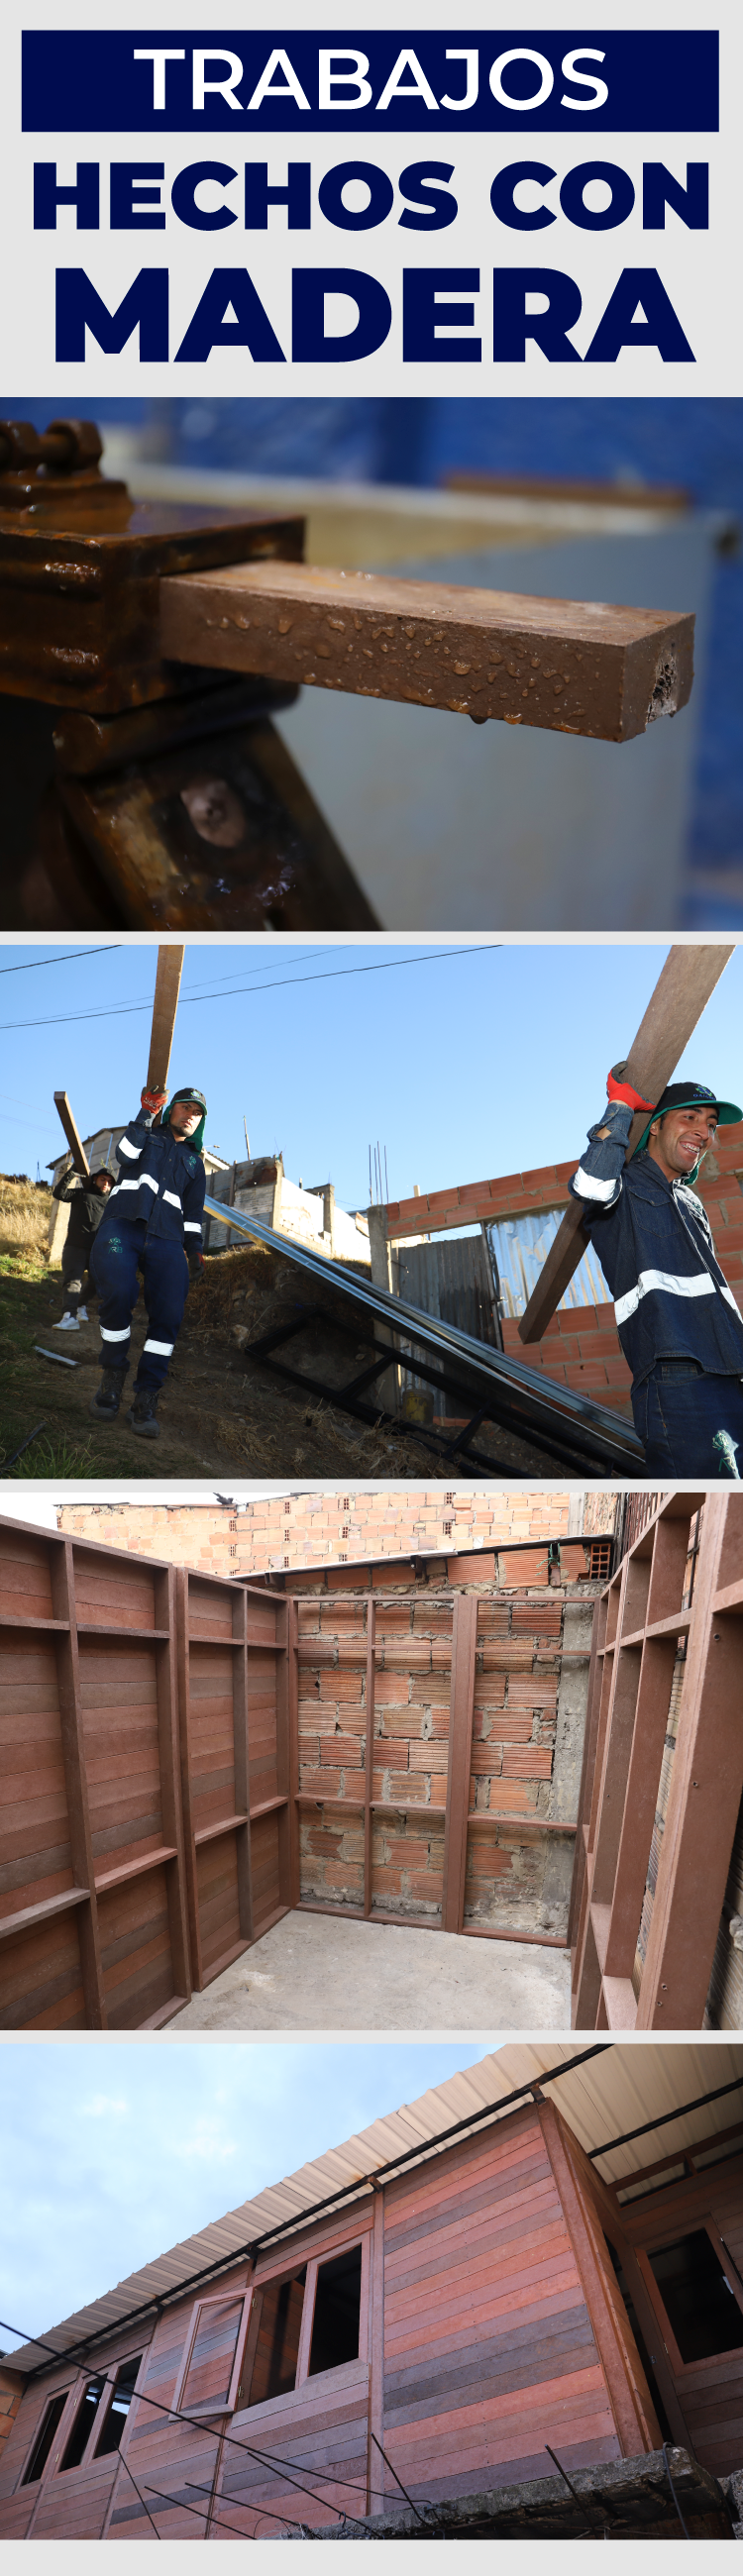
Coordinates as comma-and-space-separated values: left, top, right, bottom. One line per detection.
570, 1071, 743, 1476
88, 1084, 207, 1440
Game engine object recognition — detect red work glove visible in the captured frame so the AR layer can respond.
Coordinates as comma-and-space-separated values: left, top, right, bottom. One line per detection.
141, 1086, 167, 1116
606, 1063, 655, 1115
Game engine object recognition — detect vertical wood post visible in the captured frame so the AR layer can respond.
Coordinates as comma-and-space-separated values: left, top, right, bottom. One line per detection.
537, 2097, 659, 2458
369, 2188, 385, 2517
50, 1538, 106, 2029
232, 1583, 254, 1947
567, 1594, 601, 1954
442, 1592, 478, 1935
153, 1563, 191, 2005
364, 1600, 376, 1918
175, 1565, 203, 1992
275, 1594, 300, 1908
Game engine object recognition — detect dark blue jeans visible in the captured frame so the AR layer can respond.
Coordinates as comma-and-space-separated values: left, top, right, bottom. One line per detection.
632, 1361, 743, 1478
90, 1218, 188, 1391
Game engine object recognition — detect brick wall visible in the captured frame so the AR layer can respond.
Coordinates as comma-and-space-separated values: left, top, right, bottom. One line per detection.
57, 1491, 587, 1579
295, 1570, 597, 1936
385, 1130, 743, 1416
502, 1299, 634, 1414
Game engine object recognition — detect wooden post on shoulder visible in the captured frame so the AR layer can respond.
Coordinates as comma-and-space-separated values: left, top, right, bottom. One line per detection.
147, 945, 185, 1092
518, 944, 735, 1343
53, 1090, 89, 1175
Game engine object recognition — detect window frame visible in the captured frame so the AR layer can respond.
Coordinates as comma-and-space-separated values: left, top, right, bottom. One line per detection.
170, 2287, 253, 2421
172, 2222, 371, 2424
19, 2387, 76, 2491
637, 2215, 743, 2378
18, 2352, 145, 2491
241, 2223, 371, 2413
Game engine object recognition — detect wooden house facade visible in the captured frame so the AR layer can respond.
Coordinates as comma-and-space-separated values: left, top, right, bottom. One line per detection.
1, 2045, 742, 2540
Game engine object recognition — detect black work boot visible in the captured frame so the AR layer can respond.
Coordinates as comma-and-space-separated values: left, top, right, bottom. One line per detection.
128, 1386, 160, 1439
89, 1367, 125, 1420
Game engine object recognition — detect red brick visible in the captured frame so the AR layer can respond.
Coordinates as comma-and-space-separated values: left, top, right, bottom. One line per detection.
503, 1745, 552, 1778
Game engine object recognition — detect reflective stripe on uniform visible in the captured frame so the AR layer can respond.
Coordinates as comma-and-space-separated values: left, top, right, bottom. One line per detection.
183, 1221, 201, 1233
143, 1337, 174, 1356
118, 1135, 142, 1160
615, 1269, 717, 1328
162, 1189, 182, 1210
572, 1164, 620, 1204
141, 1173, 159, 1192
101, 1325, 131, 1341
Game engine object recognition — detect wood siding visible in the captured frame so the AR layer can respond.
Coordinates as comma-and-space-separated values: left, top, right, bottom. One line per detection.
575, 2128, 743, 2483
5, 2111, 743, 2540
0, 1518, 286, 2027
570, 1493, 743, 2029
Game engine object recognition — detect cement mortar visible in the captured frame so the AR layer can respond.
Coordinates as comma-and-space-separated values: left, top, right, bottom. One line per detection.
171, 1906, 571, 2031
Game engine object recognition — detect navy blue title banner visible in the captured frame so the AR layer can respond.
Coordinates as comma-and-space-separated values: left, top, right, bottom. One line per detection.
22, 30, 719, 133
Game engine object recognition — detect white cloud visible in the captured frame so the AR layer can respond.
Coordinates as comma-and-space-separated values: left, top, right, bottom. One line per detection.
173, 2136, 238, 2164
80, 2096, 129, 2118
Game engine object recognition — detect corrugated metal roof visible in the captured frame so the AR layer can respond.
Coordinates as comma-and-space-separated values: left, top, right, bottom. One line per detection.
10, 2040, 743, 2374
486, 1209, 609, 1317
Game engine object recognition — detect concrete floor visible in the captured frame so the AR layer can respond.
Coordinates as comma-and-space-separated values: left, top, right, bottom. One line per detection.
172, 1909, 571, 2032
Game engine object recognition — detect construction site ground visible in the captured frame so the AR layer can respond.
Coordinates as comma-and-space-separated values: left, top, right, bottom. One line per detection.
0, 1232, 556, 1481
172, 1907, 571, 2031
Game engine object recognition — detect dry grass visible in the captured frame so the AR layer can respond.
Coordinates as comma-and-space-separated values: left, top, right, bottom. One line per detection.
0, 1177, 52, 1257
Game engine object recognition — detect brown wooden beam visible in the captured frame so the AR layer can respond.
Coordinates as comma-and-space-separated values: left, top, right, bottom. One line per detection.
49, 1540, 106, 2029
53, 1089, 89, 1176
637, 1494, 743, 2029
442, 1594, 478, 1934
519, 943, 735, 1343
147, 944, 184, 1092
363, 1601, 376, 1920
175, 1567, 203, 1993
159, 560, 694, 746
232, 1582, 254, 1951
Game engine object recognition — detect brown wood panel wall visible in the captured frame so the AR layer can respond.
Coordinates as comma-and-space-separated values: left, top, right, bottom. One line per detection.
380, 2105, 624, 2505
294, 1582, 584, 1940
570, 1491, 743, 2029
577, 2126, 743, 2481
0, 1517, 189, 2031
0, 1518, 286, 2026
9, 2105, 743, 2540
175, 1567, 288, 1988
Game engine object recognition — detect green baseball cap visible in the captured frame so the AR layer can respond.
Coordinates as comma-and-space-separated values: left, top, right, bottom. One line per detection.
635, 1081, 742, 1157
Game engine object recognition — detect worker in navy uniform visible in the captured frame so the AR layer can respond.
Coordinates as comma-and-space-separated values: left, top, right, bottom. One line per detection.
89, 1084, 207, 1439
51, 1162, 113, 1330
571, 1070, 743, 1476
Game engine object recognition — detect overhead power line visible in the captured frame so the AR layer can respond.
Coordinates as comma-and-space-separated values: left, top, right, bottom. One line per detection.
0, 946, 500, 1036
0, 946, 122, 975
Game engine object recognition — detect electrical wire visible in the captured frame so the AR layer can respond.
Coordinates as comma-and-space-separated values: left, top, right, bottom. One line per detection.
0, 947, 122, 976
0, 2321, 397, 2524
0, 945, 499, 1035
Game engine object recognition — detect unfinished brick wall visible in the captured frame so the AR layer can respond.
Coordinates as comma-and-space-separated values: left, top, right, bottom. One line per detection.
56, 1491, 589, 1580
294, 1562, 598, 1939
384, 1131, 743, 1419
502, 1302, 633, 1415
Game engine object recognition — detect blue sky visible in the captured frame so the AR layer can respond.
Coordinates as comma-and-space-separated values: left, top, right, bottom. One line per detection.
2, 939, 741, 1214
0, 2040, 494, 2350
